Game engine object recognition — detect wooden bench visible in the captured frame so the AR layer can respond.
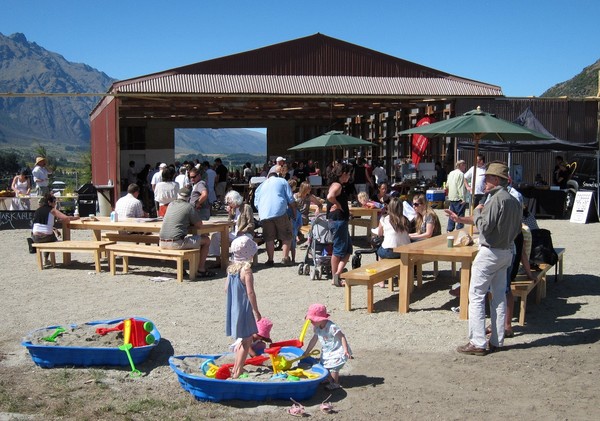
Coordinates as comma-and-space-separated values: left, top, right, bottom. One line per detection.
101, 232, 160, 245
341, 259, 402, 313
32, 240, 115, 272
511, 247, 565, 326
299, 224, 310, 237
105, 244, 199, 282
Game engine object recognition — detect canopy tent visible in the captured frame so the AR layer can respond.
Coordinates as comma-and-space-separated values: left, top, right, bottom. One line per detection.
457, 107, 599, 220
457, 107, 599, 152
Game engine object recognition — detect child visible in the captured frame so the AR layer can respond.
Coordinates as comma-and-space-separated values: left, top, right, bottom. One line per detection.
249, 318, 273, 357
302, 303, 352, 390
230, 317, 273, 356
357, 191, 384, 210
225, 236, 262, 378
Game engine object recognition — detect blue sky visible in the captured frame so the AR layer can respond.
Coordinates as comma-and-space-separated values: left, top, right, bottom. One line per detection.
1, 0, 599, 97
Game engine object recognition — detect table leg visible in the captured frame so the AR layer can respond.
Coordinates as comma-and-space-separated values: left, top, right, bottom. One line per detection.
62, 221, 72, 265
399, 255, 411, 313
459, 262, 471, 320
219, 226, 229, 269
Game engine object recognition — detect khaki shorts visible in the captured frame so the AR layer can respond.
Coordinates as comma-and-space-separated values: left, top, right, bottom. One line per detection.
261, 214, 292, 243
215, 181, 227, 198
159, 234, 208, 250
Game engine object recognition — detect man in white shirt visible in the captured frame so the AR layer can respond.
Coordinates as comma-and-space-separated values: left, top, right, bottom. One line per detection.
464, 154, 486, 206
175, 166, 190, 189
151, 163, 167, 191
202, 161, 217, 205
32, 156, 52, 196
115, 184, 147, 218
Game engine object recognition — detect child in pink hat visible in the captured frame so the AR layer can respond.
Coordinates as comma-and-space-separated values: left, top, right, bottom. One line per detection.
249, 318, 273, 357
302, 303, 352, 390
225, 236, 262, 378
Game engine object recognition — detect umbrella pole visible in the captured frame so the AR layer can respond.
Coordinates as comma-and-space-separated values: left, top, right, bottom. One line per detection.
469, 136, 481, 236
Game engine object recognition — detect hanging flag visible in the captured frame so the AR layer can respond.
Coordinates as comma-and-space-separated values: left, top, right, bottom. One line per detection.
411, 115, 435, 168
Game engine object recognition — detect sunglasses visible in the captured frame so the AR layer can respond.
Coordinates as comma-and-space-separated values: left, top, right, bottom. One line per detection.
412, 202, 421, 207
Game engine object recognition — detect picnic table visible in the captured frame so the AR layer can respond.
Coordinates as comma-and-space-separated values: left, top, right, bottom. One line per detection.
62, 217, 233, 269
394, 233, 479, 320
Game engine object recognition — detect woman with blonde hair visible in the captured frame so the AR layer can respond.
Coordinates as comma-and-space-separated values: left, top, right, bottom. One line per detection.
409, 193, 441, 241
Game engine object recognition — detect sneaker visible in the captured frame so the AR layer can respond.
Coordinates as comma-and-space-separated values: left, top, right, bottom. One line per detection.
456, 342, 487, 356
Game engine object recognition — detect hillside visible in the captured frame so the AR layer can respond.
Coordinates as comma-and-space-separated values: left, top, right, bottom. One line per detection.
0, 32, 266, 156
541, 58, 600, 97
175, 128, 266, 155
0, 32, 115, 145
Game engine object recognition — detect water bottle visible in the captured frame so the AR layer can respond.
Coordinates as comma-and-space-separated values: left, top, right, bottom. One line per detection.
110, 211, 118, 222
74, 205, 79, 218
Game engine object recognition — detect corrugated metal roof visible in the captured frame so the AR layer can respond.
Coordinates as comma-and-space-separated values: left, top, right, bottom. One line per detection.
115, 74, 503, 97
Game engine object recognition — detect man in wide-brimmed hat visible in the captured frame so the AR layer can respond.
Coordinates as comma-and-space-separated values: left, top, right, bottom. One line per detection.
445, 162, 522, 356
32, 156, 52, 196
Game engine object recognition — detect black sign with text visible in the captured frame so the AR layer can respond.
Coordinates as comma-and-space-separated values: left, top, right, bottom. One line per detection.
0, 211, 34, 230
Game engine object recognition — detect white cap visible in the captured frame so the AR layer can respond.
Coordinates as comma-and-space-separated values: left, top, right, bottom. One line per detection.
276, 156, 286, 162
159, 163, 167, 168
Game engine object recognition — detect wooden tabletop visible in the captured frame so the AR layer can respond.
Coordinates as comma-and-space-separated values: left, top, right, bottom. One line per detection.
394, 233, 479, 319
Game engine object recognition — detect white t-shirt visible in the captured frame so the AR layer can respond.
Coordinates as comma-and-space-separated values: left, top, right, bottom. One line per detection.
380, 215, 410, 249
464, 165, 486, 195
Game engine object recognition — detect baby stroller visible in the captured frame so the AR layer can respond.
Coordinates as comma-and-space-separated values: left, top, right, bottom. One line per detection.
297, 214, 333, 280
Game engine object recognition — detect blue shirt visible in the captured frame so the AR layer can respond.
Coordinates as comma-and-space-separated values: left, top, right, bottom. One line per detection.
254, 175, 294, 220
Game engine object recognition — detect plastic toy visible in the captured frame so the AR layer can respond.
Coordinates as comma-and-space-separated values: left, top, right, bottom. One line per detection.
200, 355, 269, 380
118, 343, 142, 377
41, 327, 66, 342
285, 368, 321, 379
95, 322, 124, 336
268, 319, 311, 349
272, 349, 320, 372
95, 318, 155, 347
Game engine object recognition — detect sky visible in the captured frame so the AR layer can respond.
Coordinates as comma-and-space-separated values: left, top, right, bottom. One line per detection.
1, 0, 599, 98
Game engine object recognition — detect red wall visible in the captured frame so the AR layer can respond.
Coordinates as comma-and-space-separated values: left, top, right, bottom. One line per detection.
90, 97, 119, 199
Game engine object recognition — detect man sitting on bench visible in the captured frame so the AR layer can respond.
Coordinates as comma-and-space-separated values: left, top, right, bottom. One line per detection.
159, 187, 215, 278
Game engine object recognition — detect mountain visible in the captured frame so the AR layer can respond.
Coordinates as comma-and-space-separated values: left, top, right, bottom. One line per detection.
175, 128, 266, 155
0, 32, 115, 145
541, 58, 600, 97
0, 32, 266, 156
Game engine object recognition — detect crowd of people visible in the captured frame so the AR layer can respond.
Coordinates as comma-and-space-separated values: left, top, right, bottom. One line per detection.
25, 152, 555, 388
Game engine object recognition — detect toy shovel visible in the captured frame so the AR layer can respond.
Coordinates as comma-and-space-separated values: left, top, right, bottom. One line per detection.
41, 327, 66, 342
118, 343, 142, 377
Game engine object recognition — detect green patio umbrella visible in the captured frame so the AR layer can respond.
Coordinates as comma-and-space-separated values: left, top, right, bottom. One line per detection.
288, 130, 372, 158
399, 106, 554, 229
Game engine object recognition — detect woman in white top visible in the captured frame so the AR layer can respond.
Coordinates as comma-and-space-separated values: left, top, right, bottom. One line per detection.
154, 167, 179, 217
11, 170, 31, 210
31, 193, 79, 266
376, 197, 411, 259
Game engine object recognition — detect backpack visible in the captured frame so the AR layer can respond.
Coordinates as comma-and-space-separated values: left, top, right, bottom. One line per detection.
529, 228, 558, 266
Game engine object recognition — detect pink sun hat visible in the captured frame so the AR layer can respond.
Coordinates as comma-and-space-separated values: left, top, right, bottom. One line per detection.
306, 303, 330, 322
256, 318, 273, 342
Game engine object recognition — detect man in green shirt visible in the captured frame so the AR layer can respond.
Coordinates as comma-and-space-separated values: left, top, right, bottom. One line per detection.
446, 160, 466, 232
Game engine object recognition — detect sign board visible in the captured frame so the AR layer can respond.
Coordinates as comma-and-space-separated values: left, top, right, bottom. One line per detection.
569, 191, 595, 224
0, 210, 34, 230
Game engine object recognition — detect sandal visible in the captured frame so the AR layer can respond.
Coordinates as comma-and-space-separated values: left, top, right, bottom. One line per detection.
325, 382, 342, 391
196, 270, 217, 278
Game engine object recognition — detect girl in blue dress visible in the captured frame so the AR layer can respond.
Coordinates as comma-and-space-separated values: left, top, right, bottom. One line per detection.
225, 236, 262, 378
